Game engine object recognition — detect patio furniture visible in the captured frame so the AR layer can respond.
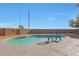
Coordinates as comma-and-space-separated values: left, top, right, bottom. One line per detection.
54, 33, 65, 41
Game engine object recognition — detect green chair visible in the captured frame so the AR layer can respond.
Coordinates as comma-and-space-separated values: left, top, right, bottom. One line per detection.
55, 33, 65, 41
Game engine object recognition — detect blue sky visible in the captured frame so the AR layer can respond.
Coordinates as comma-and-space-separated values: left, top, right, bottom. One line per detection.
0, 3, 78, 29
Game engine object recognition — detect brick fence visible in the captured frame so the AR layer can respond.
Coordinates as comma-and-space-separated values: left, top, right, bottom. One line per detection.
28, 29, 78, 34
0, 28, 28, 36
0, 28, 5, 36
0, 28, 78, 36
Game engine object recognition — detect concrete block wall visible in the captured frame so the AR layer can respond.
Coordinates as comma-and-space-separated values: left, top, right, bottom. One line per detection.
0, 28, 5, 36
5, 28, 19, 36
19, 29, 28, 35
28, 29, 78, 34
0, 28, 78, 36
0, 28, 28, 36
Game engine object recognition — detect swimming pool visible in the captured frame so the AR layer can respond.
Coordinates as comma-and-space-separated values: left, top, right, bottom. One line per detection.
6, 34, 64, 45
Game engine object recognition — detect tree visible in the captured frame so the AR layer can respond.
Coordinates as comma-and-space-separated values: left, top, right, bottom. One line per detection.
18, 25, 24, 29
69, 19, 75, 27
76, 3, 79, 7
69, 14, 79, 28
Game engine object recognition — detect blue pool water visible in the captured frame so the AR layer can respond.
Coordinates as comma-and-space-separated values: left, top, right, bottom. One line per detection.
6, 36, 42, 45
6, 34, 64, 45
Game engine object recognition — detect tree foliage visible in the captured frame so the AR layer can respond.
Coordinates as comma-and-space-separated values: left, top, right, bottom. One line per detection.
18, 25, 24, 29
69, 14, 79, 28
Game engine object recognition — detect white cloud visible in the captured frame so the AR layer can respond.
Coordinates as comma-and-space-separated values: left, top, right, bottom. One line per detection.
0, 23, 15, 28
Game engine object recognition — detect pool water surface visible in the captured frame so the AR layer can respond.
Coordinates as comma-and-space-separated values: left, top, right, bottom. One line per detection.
6, 34, 64, 45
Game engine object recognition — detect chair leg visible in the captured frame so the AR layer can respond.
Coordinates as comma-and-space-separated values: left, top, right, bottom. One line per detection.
52, 38, 54, 42
60, 37, 61, 41
48, 38, 50, 42
55, 37, 57, 41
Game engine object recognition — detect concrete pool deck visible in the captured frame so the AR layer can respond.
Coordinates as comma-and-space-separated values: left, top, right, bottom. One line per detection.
0, 34, 79, 56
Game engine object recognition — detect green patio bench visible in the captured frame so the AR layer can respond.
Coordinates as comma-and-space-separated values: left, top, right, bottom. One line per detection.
48, 34, 65, 42
54, 34, 65, 41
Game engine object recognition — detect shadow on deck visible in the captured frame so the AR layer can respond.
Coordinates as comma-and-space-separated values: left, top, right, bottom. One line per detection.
37, 41, 59, 45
